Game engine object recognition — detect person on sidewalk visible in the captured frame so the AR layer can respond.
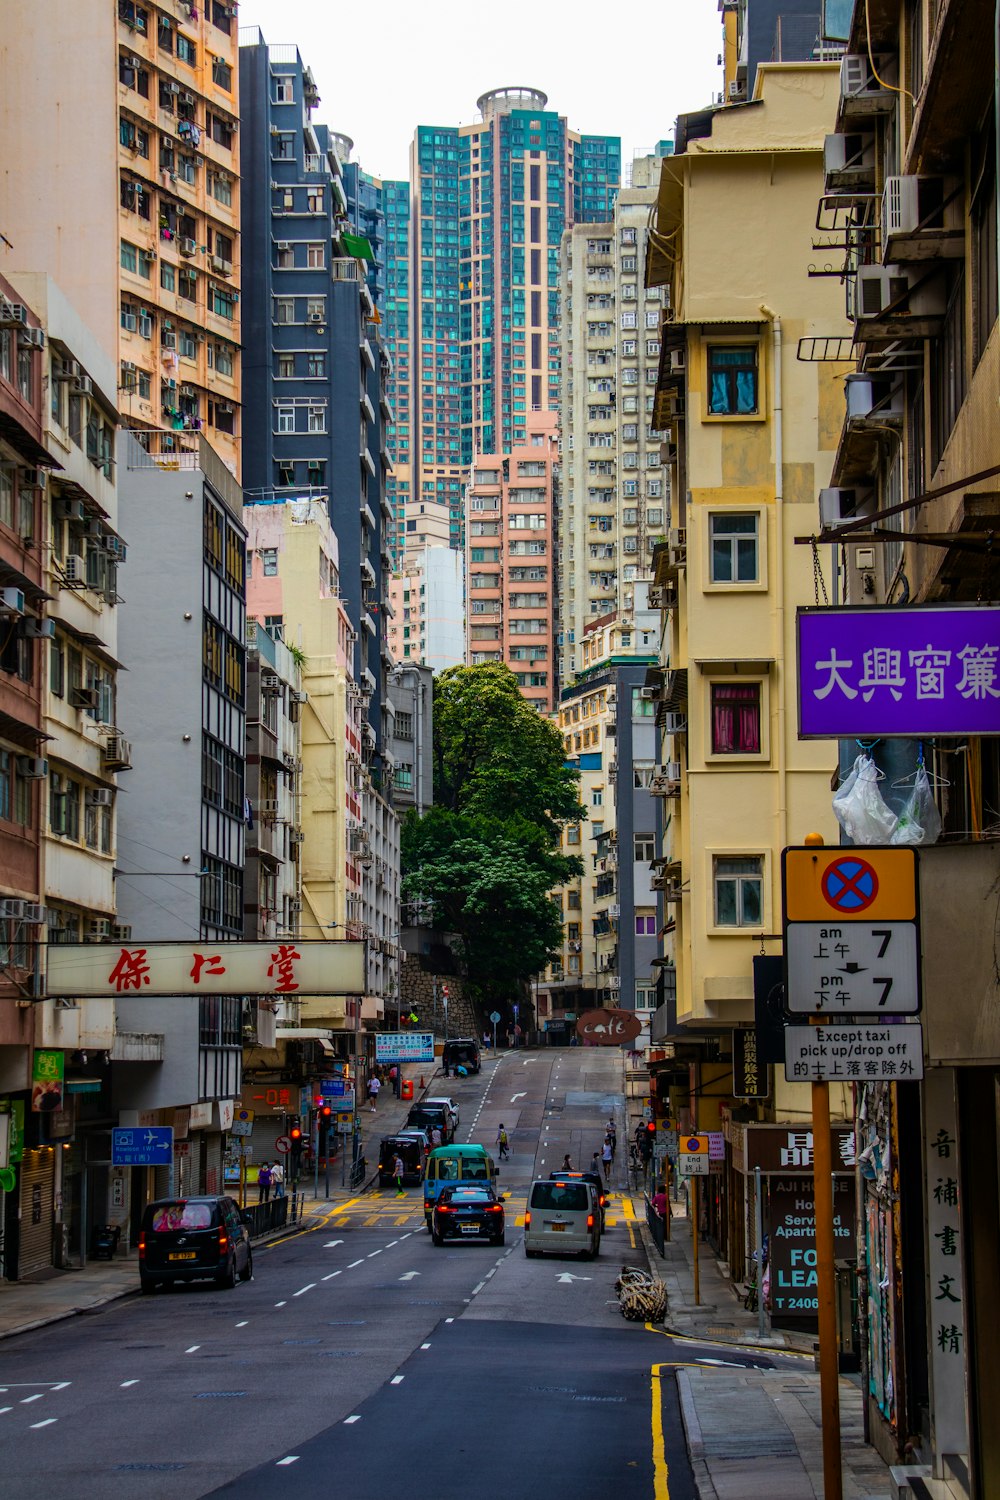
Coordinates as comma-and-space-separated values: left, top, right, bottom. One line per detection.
651, 1182, 667, 1219
270, 1159, 285, 1199
389, 1064, 399, 1098
392, 1152, 405, 1197
561, 1154, 572, 1172
591, 1150, 602, 1177
496, 1124, 509, 1160
257, 1162, 272, 1203
368, 1076, 381, 1113
601, 1138, 613, 1182
605, 1118, 617, 1157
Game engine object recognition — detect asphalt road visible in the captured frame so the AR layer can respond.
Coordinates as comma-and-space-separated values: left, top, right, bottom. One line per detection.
0, 1048, 774, 1499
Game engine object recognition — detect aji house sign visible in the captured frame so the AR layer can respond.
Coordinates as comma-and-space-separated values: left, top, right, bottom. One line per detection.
797, 605, 1000, 738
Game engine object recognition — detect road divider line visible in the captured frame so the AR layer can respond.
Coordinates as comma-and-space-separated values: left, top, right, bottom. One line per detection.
293, 1284, 316, 1297
30, 1419, 57, 1429
276, 1456, 299, 1466
274, 1301, 286, 1308
344, 1415, 361, 1424
185, 1346, 200, 1353
322, 1271, 341, 1281
120, 1381, 139, 1389
420, 1343, 431, 1349
367, 1250, 382, 1258
348, 1259, 364, 1268
20, 1395, 43, 1404
390, 1375, 404, 1385
236, 1321, 249, 1328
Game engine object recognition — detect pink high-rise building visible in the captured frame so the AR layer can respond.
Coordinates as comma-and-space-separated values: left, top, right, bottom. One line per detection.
464, 412, 558, 713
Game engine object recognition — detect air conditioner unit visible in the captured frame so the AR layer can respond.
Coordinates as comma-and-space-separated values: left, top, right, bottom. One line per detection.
72, 374, 93, 395
840, 53, 895, 113
87, 918, 113, 939
126, 54, 142, 69
289, 898, 303, 913
728, 81, 744, 100
112, 923, 133, 942
276, 240, 290, 252
881, 175, 963, 262
179, 236, 197, 256
53, 359, 79, 382
0, 899, 25, 919
70, 686, 100, 711
666, 760, 682, 781
0, 587, 26, 616
289, 830, 305, 844
162, 330, 176, 349
56, 496, 85, 520
258, 799, 281, 815
122, 359, 137, 374
63, 554, 86, 584
0, 301, 28, 327
87, 788, 114, 807
853, 263, 946, 322
663, 712, 687, 735
18, 326, 45, 350
823, 132, 875, 190
609, 904, 621, 919
608, 974, 621, 989
101, 732, 132, 770
22, 904, 46, 924
16, 757, 48, 779
290, 689, 308, 704
844, 373, 903, 423
669, 348, 685, 374
818, 486, 875, 528
22, 618, 55, 639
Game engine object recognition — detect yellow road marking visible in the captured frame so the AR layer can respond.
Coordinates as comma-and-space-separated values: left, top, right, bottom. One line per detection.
621, 1196, 638, 1221
260, 1199, 364, 1250
644, 1322, 816, 1360
651, 1363, 669, 1499
626, 1222, 636, 1250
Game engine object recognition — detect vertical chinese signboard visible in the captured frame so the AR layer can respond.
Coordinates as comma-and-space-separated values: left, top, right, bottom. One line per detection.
923, 1070, 969, 1464
31, 1050, 64, 1113
733, 1028, 769, 1100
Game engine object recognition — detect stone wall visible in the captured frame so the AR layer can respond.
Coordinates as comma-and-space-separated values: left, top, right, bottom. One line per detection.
400, 955, 479, 1040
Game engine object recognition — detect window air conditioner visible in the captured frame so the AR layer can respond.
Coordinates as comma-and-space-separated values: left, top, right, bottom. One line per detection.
22, 904, 46, 924
16, 757, 48, 780
669, 348, 685, 373
0, 900, 25, 919
63, 555, 86, 584
87, 918, 113, 939
72, 374, 93, 395
666, 760, 682, 781
289, 830, 305, 844
818, 487, 874, 527
112, 924, 133, 943
823, 133, 875, 190
0, 301, 28, 327
101, 732, 132, 770
70, 686, 100, 711
854, 263, 945, 321
22, 618, 55, 639
844, 373, 903, 423
179, 236, 197, 256
87, 788, 114, 807
0, 587, 26, 616
728, 81, 744, 99
18, 326, 45, 350
840, 53, 895, 110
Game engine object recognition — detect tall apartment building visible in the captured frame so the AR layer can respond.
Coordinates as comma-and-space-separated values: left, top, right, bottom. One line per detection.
558, 155, 670, 682
1, 0, 242, 472
537, 593, 660, 1039
406, 91, 620, 555
387, 547, 464, 672
239, 31, 393, 779
463, 413, 559, 712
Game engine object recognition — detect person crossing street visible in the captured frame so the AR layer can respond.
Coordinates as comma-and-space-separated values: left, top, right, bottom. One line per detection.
496, 1123, 509, 1160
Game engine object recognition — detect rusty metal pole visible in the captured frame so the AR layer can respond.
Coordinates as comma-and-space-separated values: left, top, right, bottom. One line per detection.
812, 1077, 843, 1500
691, 1175, 700, 1305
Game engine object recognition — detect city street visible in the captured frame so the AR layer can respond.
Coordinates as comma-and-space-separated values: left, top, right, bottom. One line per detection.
0, 1048, 785, 1498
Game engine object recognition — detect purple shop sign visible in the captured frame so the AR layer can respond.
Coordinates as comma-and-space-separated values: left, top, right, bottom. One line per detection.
797, 605, 1000, 739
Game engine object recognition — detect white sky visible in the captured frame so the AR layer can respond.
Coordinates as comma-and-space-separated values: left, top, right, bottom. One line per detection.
237, 0, 723, 183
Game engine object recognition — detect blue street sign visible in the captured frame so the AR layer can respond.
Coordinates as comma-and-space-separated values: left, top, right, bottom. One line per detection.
112, 1126, 174, 1167
320, 1079, 348, 1098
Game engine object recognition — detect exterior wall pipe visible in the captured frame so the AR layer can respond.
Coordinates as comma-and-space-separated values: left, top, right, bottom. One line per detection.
760, 303, 788, 854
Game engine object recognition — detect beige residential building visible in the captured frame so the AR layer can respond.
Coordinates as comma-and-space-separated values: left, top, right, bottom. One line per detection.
1, 0, 241, 472
558, 157, 669, 683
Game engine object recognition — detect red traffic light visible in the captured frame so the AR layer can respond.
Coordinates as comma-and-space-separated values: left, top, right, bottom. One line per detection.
320, 1105, 332, 1119
645, 1121, 656, 1135
289, 1125, 302, 1141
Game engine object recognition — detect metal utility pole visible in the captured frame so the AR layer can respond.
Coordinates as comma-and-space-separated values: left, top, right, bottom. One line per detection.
754, 1164, 767, 1340
813, 1073, 843, 1500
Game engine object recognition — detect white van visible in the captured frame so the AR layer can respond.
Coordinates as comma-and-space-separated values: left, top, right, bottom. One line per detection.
523, 1177, 600, 1260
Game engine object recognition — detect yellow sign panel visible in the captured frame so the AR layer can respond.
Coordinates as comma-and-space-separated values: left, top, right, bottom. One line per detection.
679, 1133, 710, 1156
784, 846, 916, 923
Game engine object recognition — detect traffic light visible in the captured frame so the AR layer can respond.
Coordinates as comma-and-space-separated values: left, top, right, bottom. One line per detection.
289, 1117, 302, 1143
319, 1104, 332, 1121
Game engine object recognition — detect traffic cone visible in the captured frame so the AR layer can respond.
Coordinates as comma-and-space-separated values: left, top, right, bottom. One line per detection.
419, 1075, 425, 1089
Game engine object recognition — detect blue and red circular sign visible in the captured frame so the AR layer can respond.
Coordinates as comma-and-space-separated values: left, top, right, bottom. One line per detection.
821, 856, 879, 913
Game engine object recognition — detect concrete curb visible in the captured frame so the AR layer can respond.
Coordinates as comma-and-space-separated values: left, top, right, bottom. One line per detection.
675, 1370, 721, 1500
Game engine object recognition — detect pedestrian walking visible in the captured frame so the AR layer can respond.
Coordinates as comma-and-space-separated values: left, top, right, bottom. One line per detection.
601, 1138, 613, 1182
606, 1118, 617, 1157
483, 1030, 490, 1050
389, 1063, 399, 1098
392, 1152, 405, 1197
368, 1075, 381, 1113
591, 1150, 602, 1177
496, 1124, 509, 1160
270, 1159, 285, 1198
430, 1124, 442, 1149
561, 1154, 572, 1172
257, 1162, 272, 1203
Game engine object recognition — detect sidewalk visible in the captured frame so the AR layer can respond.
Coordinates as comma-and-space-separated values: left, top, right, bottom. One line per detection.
0, 1057, 450, 1344
652, 1210, 893, 1500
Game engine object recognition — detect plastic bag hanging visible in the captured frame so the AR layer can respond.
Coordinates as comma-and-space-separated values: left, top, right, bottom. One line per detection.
890, 764, 942, 846
832, 754, 899, 845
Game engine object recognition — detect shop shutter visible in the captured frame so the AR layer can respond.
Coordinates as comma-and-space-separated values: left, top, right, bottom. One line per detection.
18, 1150, 55, 1277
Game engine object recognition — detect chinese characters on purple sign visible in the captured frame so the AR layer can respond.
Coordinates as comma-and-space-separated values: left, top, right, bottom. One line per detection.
797, 607, 1000, 737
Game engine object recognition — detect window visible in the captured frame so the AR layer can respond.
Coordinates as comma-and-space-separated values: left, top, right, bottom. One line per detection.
307, 406, 326, 433
306, 242, 325, 269
277, 353, 294, 379
395, 711, 413, 740
972, 109, 997, 366
711, 682, 761, 755
710, 512, 759, 583
634, 835, 655, 862
261, 548, 278, 576
176, 32, 196, 64
591, 788, 603, 807
276, 406, 294, 434
119, 240, 138, 274
635, 914, 656, 935
633, 764, 654, 788
707, 345, 758, 415
714, 856, 763, 927
395, 763, 413, 792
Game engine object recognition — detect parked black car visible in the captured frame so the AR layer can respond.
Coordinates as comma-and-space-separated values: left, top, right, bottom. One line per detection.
377, 1134, 425, 1187
138, 1196, 252, 1293
405, 1103, 453, 1143
442, 1038, 481, 1075
430, 1184, 505, 1246
549, 1170, 608, 1229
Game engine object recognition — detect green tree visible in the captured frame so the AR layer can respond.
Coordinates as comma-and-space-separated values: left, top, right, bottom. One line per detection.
402, 665, 584, 1010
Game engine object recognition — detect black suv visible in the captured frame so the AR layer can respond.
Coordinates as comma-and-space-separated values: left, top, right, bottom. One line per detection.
377, 1135, 425, 1187
138, 1196, 252, 1293
405, 1104, 453, 1143
442, 1038, 481, 1075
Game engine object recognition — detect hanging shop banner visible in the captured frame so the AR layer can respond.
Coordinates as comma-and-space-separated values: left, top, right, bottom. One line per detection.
31, 1049, 64, 1113
375, 1033, 435, 1064
797, 605, 1000, 738
733, 1028, 770, 1099
45, 941, 366, 998
575, 1008, 644, 1045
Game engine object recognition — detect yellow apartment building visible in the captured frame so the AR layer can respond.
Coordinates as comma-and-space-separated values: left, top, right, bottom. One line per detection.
1, 0, 241, 472
644, 61, 852, 1279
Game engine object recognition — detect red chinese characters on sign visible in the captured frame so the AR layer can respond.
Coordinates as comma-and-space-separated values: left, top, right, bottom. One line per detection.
190, 953, 226, 984
108, 948, 152, 993
267, 944, 302, 993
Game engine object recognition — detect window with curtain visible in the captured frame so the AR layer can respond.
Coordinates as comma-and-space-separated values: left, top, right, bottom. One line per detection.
711, 682, 761, 754
707, 345, 759, 415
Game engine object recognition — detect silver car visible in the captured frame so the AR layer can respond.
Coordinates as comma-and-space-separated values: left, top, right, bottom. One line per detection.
524, 1178, 600, 1260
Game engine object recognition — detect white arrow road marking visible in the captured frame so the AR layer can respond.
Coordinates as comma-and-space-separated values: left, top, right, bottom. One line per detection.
398, 1271, 420, 1281
120, 1381, 140, 1388
555, 1273, 592, 1284
510, 1092, 526, 1103
324, 1240, 344, 1248
697, 1358, 745, 1368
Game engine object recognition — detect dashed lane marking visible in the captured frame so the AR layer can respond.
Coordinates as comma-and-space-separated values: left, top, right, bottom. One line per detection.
390, 1376, 404, 1385
293, 1284, 315, 1297
276, 1456, 299, 1466
120, 1381, 139, 1389
344, 1415, 361, 1424
185, 1346, 200, 1354
348, 1260, 364, 1268
30, 1419, 57, 1429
